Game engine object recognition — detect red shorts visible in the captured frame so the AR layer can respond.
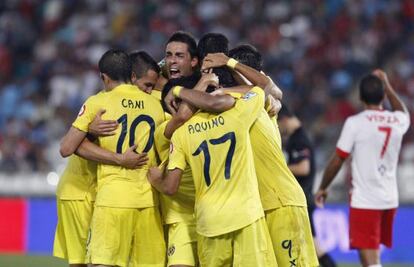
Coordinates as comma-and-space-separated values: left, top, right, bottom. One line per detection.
349, 207, 396, 249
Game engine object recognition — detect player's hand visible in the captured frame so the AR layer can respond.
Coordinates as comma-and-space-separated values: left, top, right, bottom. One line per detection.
117, 144, 148, 169
201, 53, 230, 71
195, 73, 219, 91
314, 189, 328, 208
147, 167, 163, 186
372, 69, 390, 86
89, 109, 118, 136
210, 89, 225, 96
266, 95, 281, 118
164, 89, 179, 115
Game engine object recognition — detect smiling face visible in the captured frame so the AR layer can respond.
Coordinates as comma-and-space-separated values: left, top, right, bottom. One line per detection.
133, 69, 159, 94
165, 41, 198, 79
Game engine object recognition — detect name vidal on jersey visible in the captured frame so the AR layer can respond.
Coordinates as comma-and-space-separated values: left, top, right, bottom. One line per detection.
366, 114, 400, 124
121, 99, 144, 109
188, 116, 225, 134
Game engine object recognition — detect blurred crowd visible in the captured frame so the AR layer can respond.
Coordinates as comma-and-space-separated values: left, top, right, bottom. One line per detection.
0, 0, 413, 174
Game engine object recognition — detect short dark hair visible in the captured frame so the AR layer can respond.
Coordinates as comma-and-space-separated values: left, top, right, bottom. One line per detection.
359, 74, 384, 105
197, 33, 236, 87
277, 103, 294, 119
129, 51, 160, 79
98, 49, 132, 83
161, 72, 201, 113
166, 31, 198, 58
229, 44, 263, 71
197, 33, 229, 61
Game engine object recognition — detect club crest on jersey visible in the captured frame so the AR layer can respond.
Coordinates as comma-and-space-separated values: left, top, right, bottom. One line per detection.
242, 91, 257, 100
167, 245, 175, 256
78, 105, 86, 116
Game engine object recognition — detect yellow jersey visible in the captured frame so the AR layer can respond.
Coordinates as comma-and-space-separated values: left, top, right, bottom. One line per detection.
151, 89, 162, 101
250, 109, 307, 210
155, 121, 195, 224
72, 84, 165, 208
56, 154, 97, 200
168, 86, 265, 237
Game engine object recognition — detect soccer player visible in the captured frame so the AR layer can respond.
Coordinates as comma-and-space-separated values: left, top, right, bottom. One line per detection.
278, 105, 337, 267
149, 82, 277, 267
315, 69, 410, 267
157, 31, 201, 267
130, 50, 160, 94
59, 49, 166, 267
192, 52, 319, 267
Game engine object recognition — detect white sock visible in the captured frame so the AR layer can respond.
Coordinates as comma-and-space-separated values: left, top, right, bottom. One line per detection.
368, 265, 382, 267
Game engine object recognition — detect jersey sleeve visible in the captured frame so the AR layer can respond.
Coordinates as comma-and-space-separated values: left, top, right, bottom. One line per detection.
72, 96, 100, 133
232, 86, 265, 128
167, 131, 187, 171
394, 111, 410, 134
336, 118, 356, 159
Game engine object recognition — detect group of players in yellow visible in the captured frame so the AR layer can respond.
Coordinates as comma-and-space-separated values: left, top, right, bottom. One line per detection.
53, 31, 319, 267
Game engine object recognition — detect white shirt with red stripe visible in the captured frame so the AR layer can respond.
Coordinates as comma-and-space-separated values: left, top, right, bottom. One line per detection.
336, 109, 410, 209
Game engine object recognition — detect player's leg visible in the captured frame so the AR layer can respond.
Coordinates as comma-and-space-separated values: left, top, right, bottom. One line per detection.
88, 206, 136, 267
167, 221, 198, 267
53, 197, 94, 267
358, 249, 380, 267
129, 206, 166, 267
308, 205, 337, 267
233, 217, 277, 267
197, 231, 232, 267
265, 206, 319, 267
349, 207, 382, 267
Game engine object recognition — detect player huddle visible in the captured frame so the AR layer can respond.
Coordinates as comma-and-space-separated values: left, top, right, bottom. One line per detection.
53, 31, 409, 267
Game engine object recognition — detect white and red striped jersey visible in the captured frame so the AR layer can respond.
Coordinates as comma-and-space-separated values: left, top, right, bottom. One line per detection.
336, 109, 410, 209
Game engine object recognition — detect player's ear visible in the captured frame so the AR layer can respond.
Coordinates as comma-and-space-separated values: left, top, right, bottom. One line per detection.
131, 71, 137, 84
191, 57, 199, 68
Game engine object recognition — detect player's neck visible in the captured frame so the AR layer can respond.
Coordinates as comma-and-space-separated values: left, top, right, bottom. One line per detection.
287, 117, 301, 135
105, 80, 128, 91
364, 104, 383, 111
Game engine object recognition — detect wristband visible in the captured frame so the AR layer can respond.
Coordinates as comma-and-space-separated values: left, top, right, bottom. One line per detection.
226, 58, 238, 69
172, 86, 183, 97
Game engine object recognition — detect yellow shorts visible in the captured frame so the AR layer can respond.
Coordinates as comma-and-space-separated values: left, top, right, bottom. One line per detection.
197, 217, 276, 267
88, 206, 166, 267
53, 197, 93, 264
167, 221, 198, 267
265, 206, 319, 267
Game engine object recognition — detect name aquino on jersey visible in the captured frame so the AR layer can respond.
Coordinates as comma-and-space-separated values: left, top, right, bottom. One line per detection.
188, 115, 225, 134
121, 98, 144, 109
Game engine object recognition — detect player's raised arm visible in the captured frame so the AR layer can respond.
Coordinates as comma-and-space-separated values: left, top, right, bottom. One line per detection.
372, 69, 408, 114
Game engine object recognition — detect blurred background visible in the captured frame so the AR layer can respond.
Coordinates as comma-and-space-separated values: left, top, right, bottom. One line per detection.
0, 0, 413, 266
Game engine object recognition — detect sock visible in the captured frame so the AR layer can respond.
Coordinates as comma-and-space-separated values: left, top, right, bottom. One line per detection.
367, 265, 382, 267
318, 253, 337, 267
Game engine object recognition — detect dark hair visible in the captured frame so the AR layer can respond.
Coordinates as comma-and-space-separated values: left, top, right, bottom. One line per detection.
197, 32, 229, 61
197, 33, 236, 87
278, 103, 294, 119
98, 49, 132, 83
129, 51, 160, 79
166, 31, 198, 58
161, 72, 201, 113
229, 44, 263, 71
359, 74, 384, 105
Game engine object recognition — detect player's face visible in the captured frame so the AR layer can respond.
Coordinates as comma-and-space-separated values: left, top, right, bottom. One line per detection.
133, 69, 159, 94
165, 42, 198, 79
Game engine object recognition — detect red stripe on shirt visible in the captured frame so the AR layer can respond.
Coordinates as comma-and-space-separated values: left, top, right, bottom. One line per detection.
336, 147, 350, 159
